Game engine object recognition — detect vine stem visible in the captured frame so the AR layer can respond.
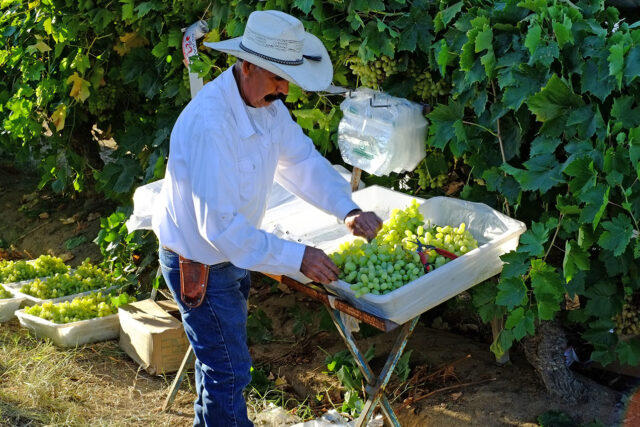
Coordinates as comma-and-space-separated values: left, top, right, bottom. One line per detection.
462, 121, 497, 137
618, 184, 640, 231
544, 213, 564, 262
491, 81, 511, 217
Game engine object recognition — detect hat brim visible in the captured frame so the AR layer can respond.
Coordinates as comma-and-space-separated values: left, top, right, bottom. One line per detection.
204, 33, 333, 92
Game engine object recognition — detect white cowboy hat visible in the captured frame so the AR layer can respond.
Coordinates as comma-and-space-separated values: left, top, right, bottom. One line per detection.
204, 10, 333, 92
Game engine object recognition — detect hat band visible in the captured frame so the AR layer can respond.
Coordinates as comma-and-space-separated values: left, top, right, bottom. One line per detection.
239, 41, 304, 66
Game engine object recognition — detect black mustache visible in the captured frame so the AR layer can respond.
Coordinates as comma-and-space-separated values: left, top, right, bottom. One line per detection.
264, 93, 287, 103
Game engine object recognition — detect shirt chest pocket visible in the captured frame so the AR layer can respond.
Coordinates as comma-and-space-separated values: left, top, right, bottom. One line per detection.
237, 157, 258, 199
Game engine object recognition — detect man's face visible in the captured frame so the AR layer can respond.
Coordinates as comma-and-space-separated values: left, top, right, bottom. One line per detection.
239, 61, 289, 108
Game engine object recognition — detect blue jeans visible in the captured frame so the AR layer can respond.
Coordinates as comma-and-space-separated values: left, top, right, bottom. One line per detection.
159, 247, 253, 427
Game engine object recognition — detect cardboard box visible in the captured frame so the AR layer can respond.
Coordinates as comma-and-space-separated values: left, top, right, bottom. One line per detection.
118, 299, 190, 375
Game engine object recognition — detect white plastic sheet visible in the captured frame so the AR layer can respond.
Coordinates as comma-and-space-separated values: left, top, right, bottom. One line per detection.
15, 310, 120, 347
261, 185, 526, 325
125, 164, 362, 233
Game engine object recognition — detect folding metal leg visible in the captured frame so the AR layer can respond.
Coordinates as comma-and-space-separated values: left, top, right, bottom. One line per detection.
162, 345, 195, 411
327, 308, 420, 427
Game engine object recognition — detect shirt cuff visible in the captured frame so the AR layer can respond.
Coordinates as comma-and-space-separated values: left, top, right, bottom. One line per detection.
281, 239, 307, 272
333, 198, 361, 223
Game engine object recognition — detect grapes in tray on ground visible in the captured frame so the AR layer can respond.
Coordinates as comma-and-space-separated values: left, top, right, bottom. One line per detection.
329, 200, 479, 298
0, 284, 12, 299
24, 291, 136, 324
19, 259, 127, 299
0, 255, 69, 284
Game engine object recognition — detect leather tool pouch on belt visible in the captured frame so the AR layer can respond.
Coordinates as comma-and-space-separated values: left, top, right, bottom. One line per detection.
179, 256, 210, 308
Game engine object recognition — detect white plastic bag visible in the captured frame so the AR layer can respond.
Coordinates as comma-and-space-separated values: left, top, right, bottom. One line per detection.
337, 88, 427, 176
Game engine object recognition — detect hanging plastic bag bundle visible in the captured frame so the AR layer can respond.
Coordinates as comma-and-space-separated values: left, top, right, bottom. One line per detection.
337, 88, 428, 176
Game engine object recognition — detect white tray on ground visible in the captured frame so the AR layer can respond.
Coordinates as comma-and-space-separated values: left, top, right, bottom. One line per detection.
14, 310, 120, 347
0, 291, 24, 323
261, 185, 526, 325
5, 280, 121, 308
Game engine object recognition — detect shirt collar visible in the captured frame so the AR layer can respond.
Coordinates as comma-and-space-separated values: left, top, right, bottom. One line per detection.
222, 66, 256, 139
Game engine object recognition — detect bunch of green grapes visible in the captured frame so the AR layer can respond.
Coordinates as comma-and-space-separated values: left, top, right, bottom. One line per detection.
330, 238, 426, 298
403, 223, 479, 268
87, 85, 117, 115
613, 295, 640, 336
0, 284, 13, 299
347, 56, 398, 88
408, 62, 448, 101
417, 168, 448, 190
0, 255, 69, 283
24, 292, 136, 324
330, 200, 426, 297
20, 259, 126, 300
376, 199, 424, 248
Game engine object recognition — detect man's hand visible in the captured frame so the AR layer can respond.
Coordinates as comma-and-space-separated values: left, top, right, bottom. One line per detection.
300, 246, 340, 284
344, 210, 383, 241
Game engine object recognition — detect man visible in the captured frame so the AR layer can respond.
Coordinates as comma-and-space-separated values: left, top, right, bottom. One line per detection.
153, 10, 382, 427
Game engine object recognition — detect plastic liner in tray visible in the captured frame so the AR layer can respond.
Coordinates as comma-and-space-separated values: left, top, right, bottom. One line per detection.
14, 310, 120, 347
262, 185, 526, 325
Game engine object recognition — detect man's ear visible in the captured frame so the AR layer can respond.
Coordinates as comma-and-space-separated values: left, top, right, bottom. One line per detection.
241, 60, 254, 76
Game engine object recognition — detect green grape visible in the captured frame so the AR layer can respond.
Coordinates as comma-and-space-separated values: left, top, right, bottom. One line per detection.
19, 259, 127, 299
24, 292, 137, 324
0, 255, 69, 283
347, 55, 399, 88
0, 284, 13, 299
407, 61, 449, 101
613, 294, 640, 336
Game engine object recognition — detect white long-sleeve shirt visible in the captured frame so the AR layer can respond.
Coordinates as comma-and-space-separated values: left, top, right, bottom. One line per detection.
152, 67, 359, 275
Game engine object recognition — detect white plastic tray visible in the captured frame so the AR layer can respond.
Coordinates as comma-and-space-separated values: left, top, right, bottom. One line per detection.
261, 185, 526, 324
5, 280, 120, 308
0, 290, 24, 323
14, 310, 120, 347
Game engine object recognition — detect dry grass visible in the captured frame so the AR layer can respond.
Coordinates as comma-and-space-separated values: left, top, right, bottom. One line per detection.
0, 319, 196, 427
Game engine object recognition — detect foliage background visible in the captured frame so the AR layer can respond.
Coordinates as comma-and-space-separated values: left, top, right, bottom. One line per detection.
1, 0, 639, 366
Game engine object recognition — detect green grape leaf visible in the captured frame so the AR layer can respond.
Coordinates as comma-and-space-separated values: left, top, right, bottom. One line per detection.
566, 105, 599, 139
505, 307, 535, 340
436, 39, 453, 76
65, 236, 87, 250
524, 24, 541, 54
134, 1, 163, 18
624, 45, 640, 85
517, 0, 547, 12
121, 0, 134, 20
597, 214, 634, 256
530, 259, 564, 320
398, 27, 417, 52
608, 42, 624, 89
499, 251, 531, 278
440, 2, 463, 27
578, 184, 610, 229
427, 102, 464, 149
581, 57, 615, 102
590, 346, 617, 367
563, 240, 590, 283
480, 50, 496, 78
496, 276, 528, 310
293, 0, 314, 14
501, 153, 565, 193
518, 221, 551, 257
611, 96, 640, 129
529, 136, 562, 157
528, 42, 559, 68
475, 27, 492, 52
527, 74, 583, 123
556, 195, 581, 215
617, 339, 640, 367
577, 224, 597, 249
552, 16, 574, 48
490, 329, 514, 360
563, 156, 596, 195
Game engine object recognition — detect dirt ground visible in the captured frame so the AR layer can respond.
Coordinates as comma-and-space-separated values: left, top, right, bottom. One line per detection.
0, 164, 628, 426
